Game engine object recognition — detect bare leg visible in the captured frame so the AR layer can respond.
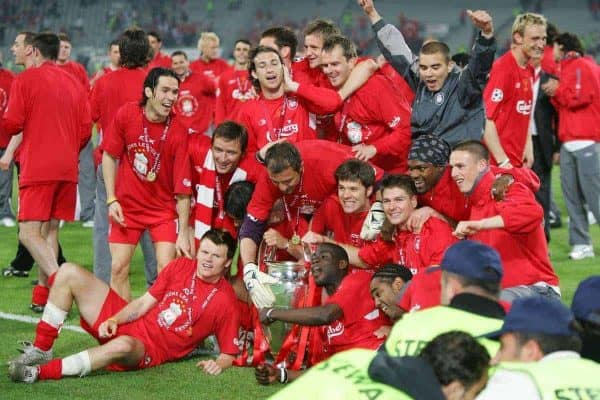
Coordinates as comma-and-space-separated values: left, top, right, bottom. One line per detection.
109, 243, 136, 301
19, 221, 59, 284
87, 335, 146, 371
154, 242, 176, 274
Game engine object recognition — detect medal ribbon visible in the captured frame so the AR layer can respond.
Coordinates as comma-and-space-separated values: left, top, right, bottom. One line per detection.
141, 110, 171, 181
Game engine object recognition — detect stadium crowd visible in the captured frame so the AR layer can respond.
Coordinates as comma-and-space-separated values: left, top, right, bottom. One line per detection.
0, 0, 599, 397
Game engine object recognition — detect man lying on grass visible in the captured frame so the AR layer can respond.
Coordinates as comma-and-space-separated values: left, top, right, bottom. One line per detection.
8, 229, 240, 383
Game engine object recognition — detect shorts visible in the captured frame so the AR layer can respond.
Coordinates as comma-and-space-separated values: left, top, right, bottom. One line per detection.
18, 182, 76, 222
80, 289, 163, 371
108, 219, 178, 245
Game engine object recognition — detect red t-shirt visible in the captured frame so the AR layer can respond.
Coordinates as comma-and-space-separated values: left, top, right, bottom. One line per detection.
484, 51, 534, 167
358, 217, 456, 275
2, 62, 91, 186
310, 194, 368, 248
121, 257, 240, 363
57, 61, 90, 91
399, 266, 442, 313
148, 52, 172, 70
246, 140, 384, 223
291, 57, 331, 87
323, 270, 387, 354
324, 75, 412, 173
102, 102, 191, 228
215, 69, 255, 125
188, 133, 263, 238
190, 57, 232, 79
0, 68, 15, 148
173, 71, 216, 135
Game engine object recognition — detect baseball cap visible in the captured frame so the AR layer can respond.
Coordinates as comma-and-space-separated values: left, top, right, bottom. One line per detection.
572, 276, 600, 324
441, 240, 503, 282
487, 297, 576, 339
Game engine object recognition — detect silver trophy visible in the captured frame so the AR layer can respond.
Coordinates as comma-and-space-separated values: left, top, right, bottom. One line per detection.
264, 260, 307, 354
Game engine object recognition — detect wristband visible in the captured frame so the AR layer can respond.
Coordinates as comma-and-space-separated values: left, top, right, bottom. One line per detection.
497, 159, 510, 168
266, 307, 276, 323
279, 366, 288, 384
106, 197, 119, 206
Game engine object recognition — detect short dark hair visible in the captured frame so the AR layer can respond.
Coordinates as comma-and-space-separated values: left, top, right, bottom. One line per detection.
318, 242, 349, 266
140, 67, 179, 106
372, 263, 413, 284
334, 159, 375, 188
322, 35, 357, 59
32, 32, 60, 61
225, 181, 255, 222
381, 174, 417, 197
264, 141, 302, 174
19, 31, 36, 46
57, 32, 71, 44
443, 271, 500, 297
546, 23, 559, 45
555, 32, 585, 55
119, 28, 150, 68
261, 26, 298, 60
248, 45, 284, 92
171, 50, 188, 59
147, 31, 162, 42
109, 39, 119, 48
452, 140, 489, 162
234, 38, 251, 47
212, 121, 248, 154
201, 229, 237, 259
420, 331, 490, 391
514, 330, 583, 355
304, 19, 341, 41
420, 41, 451, 63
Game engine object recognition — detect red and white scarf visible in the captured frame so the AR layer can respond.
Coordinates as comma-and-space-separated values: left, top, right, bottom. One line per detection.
194, 149, 248, 239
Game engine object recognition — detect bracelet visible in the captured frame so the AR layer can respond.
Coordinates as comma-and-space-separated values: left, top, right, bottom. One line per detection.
279, 366, 288, 384
266, 308, 276, 323
106, 197, 119, 206
497, 159, 510, 168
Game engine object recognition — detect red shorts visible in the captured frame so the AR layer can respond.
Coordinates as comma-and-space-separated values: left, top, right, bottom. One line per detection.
18, 182, 76, 222
80, 289, 163, 371
108, 219, 178, 245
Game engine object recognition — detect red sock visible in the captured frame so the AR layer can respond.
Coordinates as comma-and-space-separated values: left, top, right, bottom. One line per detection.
31, 285, 49, 306
47, 271, 58, 288
33, 320, 59, 351
38, 359, 62, 380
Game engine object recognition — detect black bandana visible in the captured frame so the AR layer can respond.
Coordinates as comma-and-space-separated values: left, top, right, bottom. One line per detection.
408, 135, 450, 166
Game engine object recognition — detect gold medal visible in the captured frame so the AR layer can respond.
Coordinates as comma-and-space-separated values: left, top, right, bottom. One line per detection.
147, 171, 156, 182
291, 234, 301, 245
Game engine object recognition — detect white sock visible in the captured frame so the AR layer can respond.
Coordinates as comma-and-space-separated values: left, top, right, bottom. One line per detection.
41, 302, 68, 330
62, 351, 92, 377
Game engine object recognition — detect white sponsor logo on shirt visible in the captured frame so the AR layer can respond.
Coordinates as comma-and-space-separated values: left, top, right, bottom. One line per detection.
388, 116, 401, 128
327, 321, 345, 342
516, 100, 532, 115
183, 179, 191, 187
491, 88, 503, 102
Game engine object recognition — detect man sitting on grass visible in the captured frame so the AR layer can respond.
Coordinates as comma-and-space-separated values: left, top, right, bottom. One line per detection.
8, 229, 240, 383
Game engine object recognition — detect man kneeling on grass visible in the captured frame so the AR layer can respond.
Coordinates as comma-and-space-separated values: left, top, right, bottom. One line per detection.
8, 229, 240, 383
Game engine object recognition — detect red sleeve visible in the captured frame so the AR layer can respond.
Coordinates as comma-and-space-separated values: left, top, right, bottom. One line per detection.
79, 93, 92, 150
491, 166, 540, 193
496, 182, 544, 233
553, 62, 596, 110
214, 291, 241, 355
369, 89, 411, 158
89, 78, 102, 123
148, 258, 182, 299
246, 172, 280, 222
214, 78, 227, 126
172, 128, 192, 195
296, 83, 343, 114
358, 237, 395, 267
1, 75, 26, 136
483, 61, 510, 121
101, 106, 127, 158
310, 196, 336, 234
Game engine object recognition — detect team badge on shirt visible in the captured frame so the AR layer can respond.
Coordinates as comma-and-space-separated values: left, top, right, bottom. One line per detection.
346, 121, 363, 144
286, 96, 298, 110
176, 92, 199, 117
434, 92, 445, 105
133, 150, 149, 176
491, 88, 503, 102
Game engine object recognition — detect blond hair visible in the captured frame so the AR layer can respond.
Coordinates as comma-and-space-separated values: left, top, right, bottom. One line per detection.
198, 32, 220, 47
511, 12, 547, 37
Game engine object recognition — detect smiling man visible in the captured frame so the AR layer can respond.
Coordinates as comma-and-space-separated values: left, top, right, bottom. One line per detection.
8, 229, 240, 383
101, 68, 192, 301
359, 0, 496, 147
483, 13, 547, 168
449, 140, 559, 302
